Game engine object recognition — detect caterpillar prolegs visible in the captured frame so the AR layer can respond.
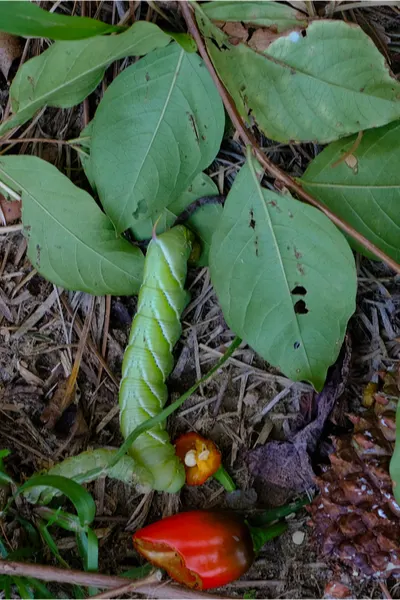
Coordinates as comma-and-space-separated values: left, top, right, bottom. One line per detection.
119, 225, 195, 493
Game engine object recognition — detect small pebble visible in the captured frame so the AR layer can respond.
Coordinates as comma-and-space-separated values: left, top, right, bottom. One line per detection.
292, 530, 305, 545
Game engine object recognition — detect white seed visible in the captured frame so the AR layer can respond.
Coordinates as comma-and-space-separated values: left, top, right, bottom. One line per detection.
184, 450, 197, 467
198, 449, 210, 462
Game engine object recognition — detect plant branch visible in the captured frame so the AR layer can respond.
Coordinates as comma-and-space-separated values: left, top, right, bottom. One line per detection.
0, 560, 231, 599
180, 2, 400, 275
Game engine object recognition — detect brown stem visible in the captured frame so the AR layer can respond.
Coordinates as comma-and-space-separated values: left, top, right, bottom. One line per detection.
0, 560, 231, 599
180, 2, 400, 275
90, 571, 161, 599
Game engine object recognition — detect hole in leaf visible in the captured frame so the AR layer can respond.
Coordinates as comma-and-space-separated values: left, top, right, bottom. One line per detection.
294, 300, 308, 314
294, 341, 301, 350
301, 29, 307, 38
291, 285, 307, 296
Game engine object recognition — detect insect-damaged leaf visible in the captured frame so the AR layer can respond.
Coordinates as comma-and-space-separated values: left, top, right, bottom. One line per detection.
197, 12, 400, 144
0, 22, 171, 138
0, 156, 144, 296
90, 43, 224, 233
209, 151, 356, 391
300, 121, 400, 263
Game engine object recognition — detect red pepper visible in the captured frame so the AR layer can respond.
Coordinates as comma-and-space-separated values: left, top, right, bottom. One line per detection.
174, 432, 221, 486
133, 510, 254, 589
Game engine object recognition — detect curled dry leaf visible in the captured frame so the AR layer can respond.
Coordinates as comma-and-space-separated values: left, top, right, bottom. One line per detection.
247, 335, 351, 495
0, 32, 22, 79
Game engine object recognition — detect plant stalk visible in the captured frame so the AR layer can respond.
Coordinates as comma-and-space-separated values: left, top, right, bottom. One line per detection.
0, 561, 232, 599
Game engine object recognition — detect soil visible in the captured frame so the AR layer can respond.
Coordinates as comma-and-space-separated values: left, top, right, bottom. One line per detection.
0, 2, 399, 599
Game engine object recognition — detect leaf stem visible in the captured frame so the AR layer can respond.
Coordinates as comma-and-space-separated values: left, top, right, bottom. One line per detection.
248, 521, 287, 555
212, 465, 236, 492
180, 1, 400, 275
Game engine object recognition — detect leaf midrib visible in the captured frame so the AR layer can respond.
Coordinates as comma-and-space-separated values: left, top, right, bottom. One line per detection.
0, 166, 141, 282
248, 155, 311, 374
118, 47, 185, 230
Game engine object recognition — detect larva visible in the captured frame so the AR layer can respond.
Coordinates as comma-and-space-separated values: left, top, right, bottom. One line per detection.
119, 225, 195, 493
24, 448, 153, 504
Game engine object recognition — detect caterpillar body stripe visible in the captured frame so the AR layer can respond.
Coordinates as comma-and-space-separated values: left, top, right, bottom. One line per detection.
119, 225, 195, 493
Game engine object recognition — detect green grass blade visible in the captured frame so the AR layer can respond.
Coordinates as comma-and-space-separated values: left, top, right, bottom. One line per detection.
18, 475, 96, 527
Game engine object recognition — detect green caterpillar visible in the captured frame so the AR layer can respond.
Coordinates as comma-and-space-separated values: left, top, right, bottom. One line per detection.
119, 225, 195, 493
24, 226, 194, 503
23, 448, 153, 504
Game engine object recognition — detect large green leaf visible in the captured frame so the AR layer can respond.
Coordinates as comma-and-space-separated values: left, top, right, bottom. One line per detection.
0, 22, 171, 137
0, 156, 144, 295
300, 121, 400, 263
130, 172, 218, 239
209, 152, 356, 391
202, 1, 307, 31
0, 1, 123, 40
90, 43, 225, 233
197, 12, 400, 143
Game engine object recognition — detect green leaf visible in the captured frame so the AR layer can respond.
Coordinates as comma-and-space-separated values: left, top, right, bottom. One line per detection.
37, 521, 70, 569
209, 152, 356, 391
130, 172, 218, 239
18, 475, 96, 527
77, 529, 98, 572
198, 14, 400, 143
390, 400, 400, 506
91, 43, 225, 233
0, 1, 123, 40
186, 200, 223, 267
36, 507, 86, 533
25, 578, 53, 600
167, 32, 197, 53
202, 1, 307, 31
121, 565, 153, 579
299, 121, 400, 263
0, 156, 144, 296
0, 22, 171, 138
14, 577, 34, 600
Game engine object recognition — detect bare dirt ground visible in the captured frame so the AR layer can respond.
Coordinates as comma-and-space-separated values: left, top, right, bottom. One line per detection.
0, 2, 400, 599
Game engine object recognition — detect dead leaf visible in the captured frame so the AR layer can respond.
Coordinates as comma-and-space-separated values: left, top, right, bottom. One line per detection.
247, 335, 352, 494
0, 194, 22, 224
218, 21, 248, 44
41, 378, 77, 429
0, 32, 22, 80
248, 27, 289, 51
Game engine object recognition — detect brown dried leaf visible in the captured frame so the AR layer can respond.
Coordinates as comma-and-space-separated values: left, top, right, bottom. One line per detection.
218, 21, 249, 44
248, 27, 295, 51
248, 335, 352, 493
0, 32, 22, 79
41, 378, 77, 430
0, 194, 22, 224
